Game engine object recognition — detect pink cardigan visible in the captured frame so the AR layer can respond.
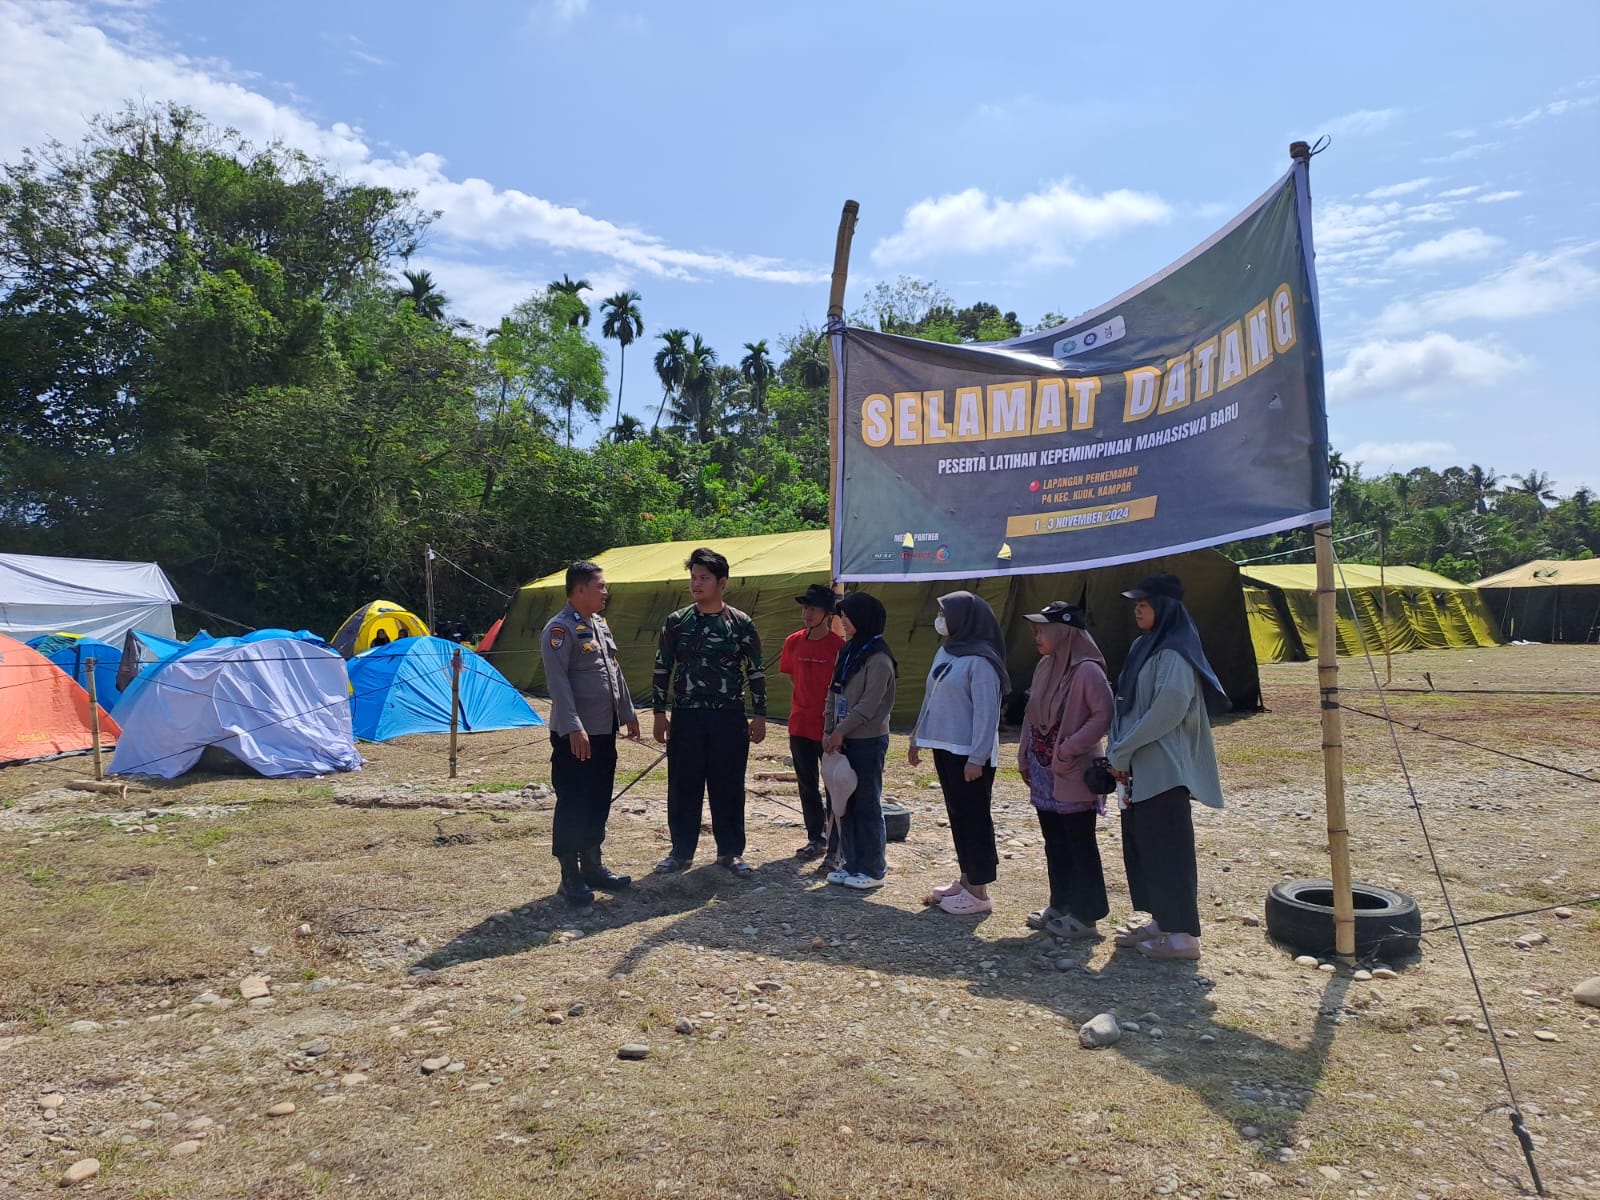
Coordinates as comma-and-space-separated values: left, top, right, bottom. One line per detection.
1018, 660, 1115, 814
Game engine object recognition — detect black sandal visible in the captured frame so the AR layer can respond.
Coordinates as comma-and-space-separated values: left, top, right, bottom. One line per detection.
654, 855, 692, 874
716, 855, 754, 878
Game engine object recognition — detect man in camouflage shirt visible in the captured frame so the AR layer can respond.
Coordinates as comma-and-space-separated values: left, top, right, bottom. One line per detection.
651, 546, 766, 877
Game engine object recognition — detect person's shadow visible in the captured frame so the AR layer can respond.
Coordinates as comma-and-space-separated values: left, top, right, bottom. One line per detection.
418, 852, 1354, 1158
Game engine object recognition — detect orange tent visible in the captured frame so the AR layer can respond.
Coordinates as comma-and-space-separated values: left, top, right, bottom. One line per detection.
0, 633, 122, 765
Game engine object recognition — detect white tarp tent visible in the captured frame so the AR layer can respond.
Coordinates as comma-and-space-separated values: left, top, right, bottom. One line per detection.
0, 553, 179, 643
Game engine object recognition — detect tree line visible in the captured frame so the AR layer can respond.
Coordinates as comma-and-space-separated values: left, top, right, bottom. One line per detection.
2, 105, 1591, 639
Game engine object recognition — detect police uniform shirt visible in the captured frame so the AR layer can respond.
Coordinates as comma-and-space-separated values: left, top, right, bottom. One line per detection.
541, 603, 635, 736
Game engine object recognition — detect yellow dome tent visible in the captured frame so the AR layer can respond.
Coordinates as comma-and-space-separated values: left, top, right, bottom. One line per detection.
329, 601, 429, 659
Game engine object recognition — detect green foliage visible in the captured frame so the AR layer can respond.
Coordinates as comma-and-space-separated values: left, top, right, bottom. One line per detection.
1227, 459, 1598, 580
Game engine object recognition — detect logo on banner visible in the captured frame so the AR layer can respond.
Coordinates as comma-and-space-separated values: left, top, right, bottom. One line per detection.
1054, 314, 1126, 361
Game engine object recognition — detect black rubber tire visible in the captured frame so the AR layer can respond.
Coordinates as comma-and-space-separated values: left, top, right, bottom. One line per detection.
882, 802, 911, 843
1264, 878, 1422, 960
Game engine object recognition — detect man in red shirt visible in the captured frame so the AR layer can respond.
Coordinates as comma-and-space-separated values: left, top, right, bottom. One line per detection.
779, 583, 845, 860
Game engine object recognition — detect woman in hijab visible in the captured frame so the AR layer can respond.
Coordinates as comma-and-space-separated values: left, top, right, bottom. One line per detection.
820, 592, 897, 890
1017, 601, 1115, 940
1106, 573, 1227, 961
909, 591, 1008, 915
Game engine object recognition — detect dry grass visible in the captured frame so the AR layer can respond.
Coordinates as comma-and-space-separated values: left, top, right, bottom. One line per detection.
2, 644, 1598, 1199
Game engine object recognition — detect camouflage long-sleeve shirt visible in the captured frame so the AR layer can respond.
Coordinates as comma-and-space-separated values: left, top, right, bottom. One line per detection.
651, 604, 766, 716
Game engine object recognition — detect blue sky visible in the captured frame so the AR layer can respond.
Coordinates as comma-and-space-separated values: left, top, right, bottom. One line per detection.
3, 0, 1597, 491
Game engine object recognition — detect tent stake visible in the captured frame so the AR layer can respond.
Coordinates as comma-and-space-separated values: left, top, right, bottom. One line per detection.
85, 656, 104, 781
448, 647, 462, 779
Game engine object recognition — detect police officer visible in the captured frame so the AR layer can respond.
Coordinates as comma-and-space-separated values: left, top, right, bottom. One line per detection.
651, 546, 766, 878
541, 560, 640, 905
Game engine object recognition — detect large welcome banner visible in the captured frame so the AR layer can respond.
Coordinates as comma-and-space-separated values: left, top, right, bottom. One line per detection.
832, 164, 1330, 582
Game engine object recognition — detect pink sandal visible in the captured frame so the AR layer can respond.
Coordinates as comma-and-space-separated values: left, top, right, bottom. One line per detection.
938, 890, 993, 915
923, 879, 966, 906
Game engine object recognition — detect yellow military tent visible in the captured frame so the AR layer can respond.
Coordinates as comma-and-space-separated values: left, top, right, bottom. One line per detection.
1241, 564, 1500, 662
488, 530, 1261, 724
1475, 559, 1600, 643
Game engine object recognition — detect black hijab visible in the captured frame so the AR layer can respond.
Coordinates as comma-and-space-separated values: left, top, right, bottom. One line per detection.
833, 592, 895, 685
937, 591, 1011, 697
1116, 595, 1229, 717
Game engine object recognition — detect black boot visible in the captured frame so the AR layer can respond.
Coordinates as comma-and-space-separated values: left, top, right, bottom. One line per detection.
557, 855, 595, 905
579, 845, 631, 890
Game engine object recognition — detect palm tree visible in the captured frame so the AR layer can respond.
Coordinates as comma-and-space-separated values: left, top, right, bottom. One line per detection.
1467, 464, 1500, 514
610, 413, 644, 443
652, 328, 690, 434
1510, 469, 1557, 505
599, 290, 644, 429
549, 273, 591, 328
739, 339, 776, 418
676, 335, 720, 443
789, 330, 830, 390
400, 269, 448, 321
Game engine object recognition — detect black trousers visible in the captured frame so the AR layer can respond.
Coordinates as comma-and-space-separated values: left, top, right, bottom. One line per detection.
1119, 785, 1201, 936
933, 748, 998, 887
666, 708, 749, 859
789, 734, 827, 844
549, 731, 618, 858
1035, 808, 1109, 923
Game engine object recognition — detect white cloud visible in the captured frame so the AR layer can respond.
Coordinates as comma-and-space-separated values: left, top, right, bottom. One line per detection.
0, 1, 823, 293
1476, 190, 1523, 203
1436, 185, 1483, 198
1365, 177, 1433, 199
1379, 245, 1600, 330
1329, 332, 1524, 401
1496, 95, 1600, 127
870, 179, 1171, 266
1321, 108, 1400, 137
1425, 141, 1500, 164
528, 0, 589, 29
1386, 228, 1504, 268
1347, 440, 1459, 470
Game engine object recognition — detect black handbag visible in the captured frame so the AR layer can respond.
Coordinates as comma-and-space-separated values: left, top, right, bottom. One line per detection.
1083, 757, 1117, 796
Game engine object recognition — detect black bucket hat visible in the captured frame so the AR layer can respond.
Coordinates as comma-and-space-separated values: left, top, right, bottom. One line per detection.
1122, 573, 1184, 602
1023, 600, 1087, 628
794, 583, 837, 611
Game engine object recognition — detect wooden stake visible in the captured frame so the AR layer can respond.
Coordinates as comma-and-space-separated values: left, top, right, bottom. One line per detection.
826, 200, 860, 577
448, 647, 462, 779
85, 656, 104, 781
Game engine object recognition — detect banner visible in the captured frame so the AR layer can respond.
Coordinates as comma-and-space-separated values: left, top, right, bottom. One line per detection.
831, 163, 1329, 582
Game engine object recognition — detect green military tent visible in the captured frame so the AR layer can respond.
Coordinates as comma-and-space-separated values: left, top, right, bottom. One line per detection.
488, 530, 1260, 725
1475, 559, 1600, 643
1241, 563, 1501, 662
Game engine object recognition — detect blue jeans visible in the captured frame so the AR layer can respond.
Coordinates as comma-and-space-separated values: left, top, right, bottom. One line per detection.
840, 735, 888, 879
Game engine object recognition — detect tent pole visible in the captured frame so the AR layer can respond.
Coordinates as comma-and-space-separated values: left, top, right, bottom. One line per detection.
448, 647, 462, 779
1293, 136, 1356, 962
425, 547, 436, 633
1380, 526, 1391, 684
826, 199, 860, 591
85, 657, 104, 780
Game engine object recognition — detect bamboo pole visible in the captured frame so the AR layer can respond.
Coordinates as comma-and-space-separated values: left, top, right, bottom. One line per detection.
1314, 523, 1356, 958
448, 647, 462, 779
826, 200, 860, 588
85, 657, 104, 781
1295, 140, 1356, 961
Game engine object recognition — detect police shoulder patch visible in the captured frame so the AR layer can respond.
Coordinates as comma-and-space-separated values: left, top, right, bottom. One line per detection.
549, 624, 567, 648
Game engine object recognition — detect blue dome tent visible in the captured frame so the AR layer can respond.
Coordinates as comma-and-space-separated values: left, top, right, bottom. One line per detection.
27, 633, 125, 707
347, 636, 543, 742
